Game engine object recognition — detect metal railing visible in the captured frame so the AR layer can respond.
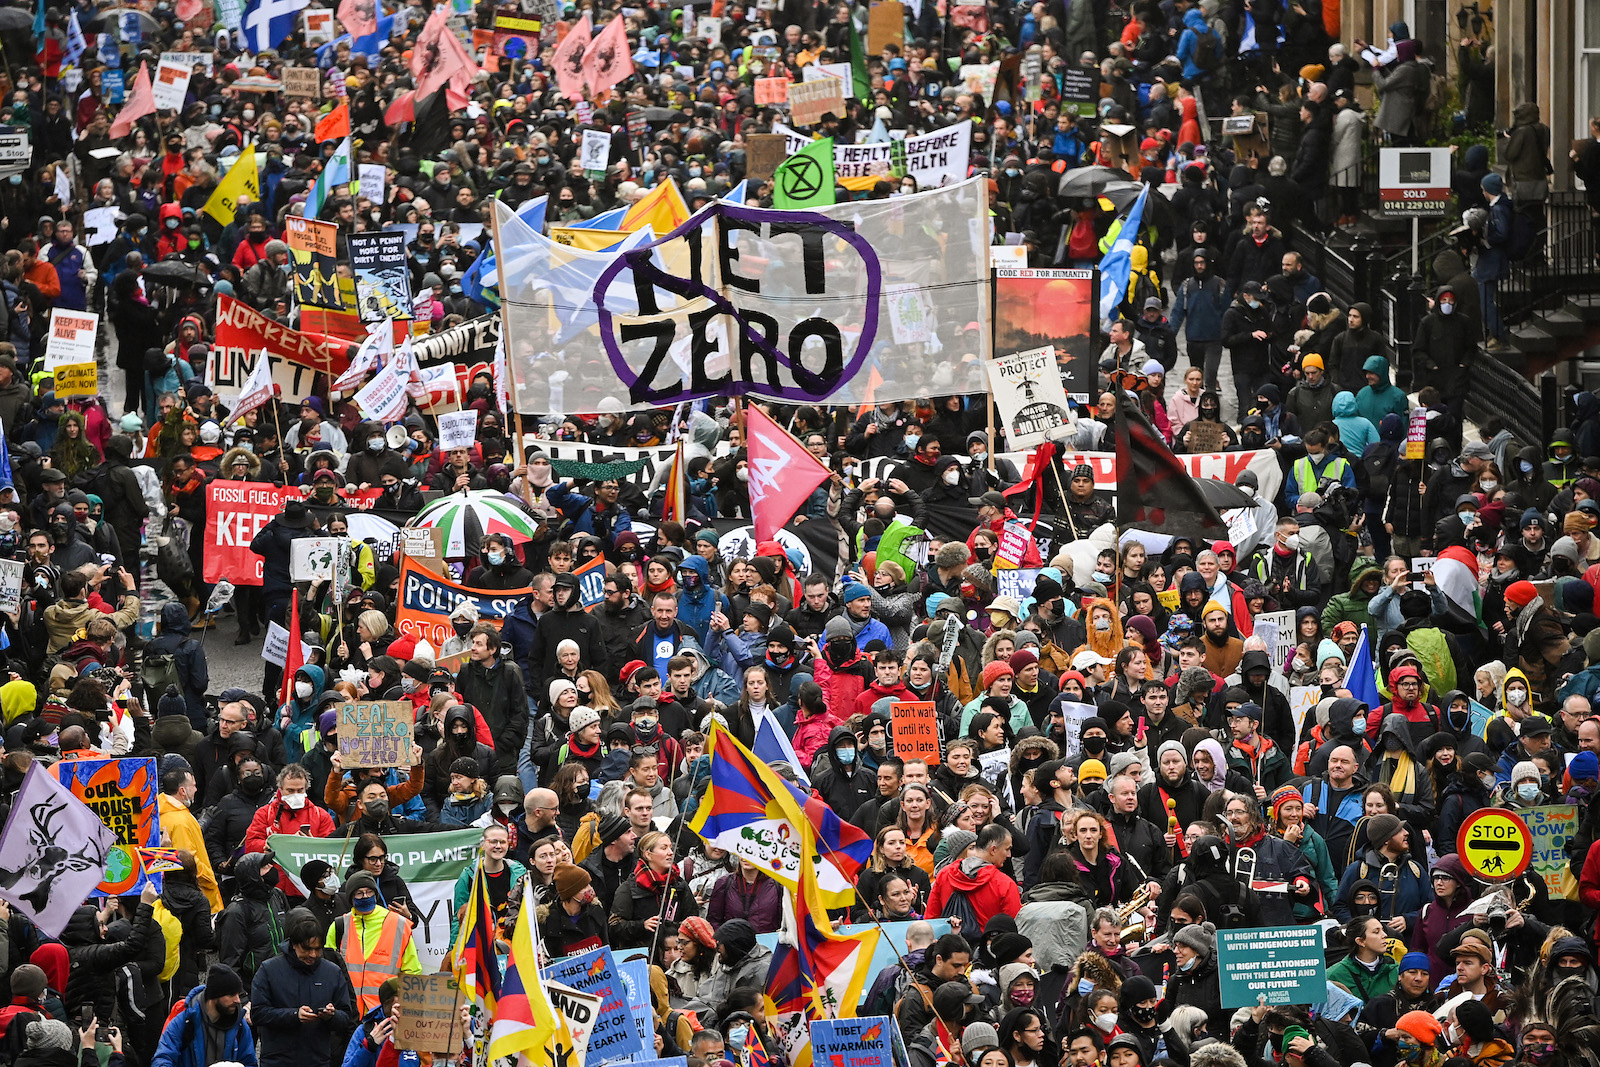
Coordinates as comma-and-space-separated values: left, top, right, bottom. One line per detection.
1495, 192, 1599, 325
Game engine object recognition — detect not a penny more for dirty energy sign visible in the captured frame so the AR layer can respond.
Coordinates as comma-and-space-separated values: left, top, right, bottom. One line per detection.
1216, 925, 1327, 1008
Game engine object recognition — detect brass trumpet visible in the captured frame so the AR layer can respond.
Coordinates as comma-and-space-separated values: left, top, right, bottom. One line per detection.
1118, 886, 1152, 943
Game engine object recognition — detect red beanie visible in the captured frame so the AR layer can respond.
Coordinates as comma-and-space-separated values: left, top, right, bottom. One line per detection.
1505, 580, 1538, 610
981, 660, 1015, 691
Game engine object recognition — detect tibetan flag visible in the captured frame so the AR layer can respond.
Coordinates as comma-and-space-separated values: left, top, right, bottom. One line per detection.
661, 440, 688, 524
745, 1026, 774, 1067
620, 177, 689, 234
137, 847, 186, 874
451, 860, 503, 1014
687, 723, 871, 909
486, 888, 558, 1061
203, 144, 260, 225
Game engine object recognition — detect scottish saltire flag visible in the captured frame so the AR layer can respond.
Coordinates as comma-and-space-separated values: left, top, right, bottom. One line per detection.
306, 136, 351, 221
241, 0, 310, 53
686, 724, 871, 908
1239, 13, 1259, 53
1097, 184, 1150, 323
1341, 624, 1382, 710
462, 195, 546, 307
451, 860, 503, 1013
752, 707, 807, 787
723, 179, 749, 205
565, 205, 628, 229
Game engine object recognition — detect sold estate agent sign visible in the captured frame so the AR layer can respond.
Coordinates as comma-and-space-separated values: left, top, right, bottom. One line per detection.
1216, 925, 1326, 1008
1378, 147, 1451, 217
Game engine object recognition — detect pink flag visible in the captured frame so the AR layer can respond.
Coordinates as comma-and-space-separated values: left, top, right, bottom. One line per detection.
109, 63, 154, 139
746, 404, 831, 542
232, 351, 280, 421
583, 16, 633, 98
551, 16, 591, 102
337, 0, 378, 40
412, 9, 472, 99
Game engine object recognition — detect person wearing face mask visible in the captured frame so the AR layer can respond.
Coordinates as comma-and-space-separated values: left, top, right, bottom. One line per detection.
329, 872, 424, 1015
1219, 279, 1276, 420
344, 421, 408, 491
204, 756, 276, 877
811, 726, 876, 825
242, 765, 335, 856
424, 705, 498, 817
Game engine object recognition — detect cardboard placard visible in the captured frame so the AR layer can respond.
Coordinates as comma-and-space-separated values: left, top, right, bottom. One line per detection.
0, 558, 22, 614
152, 60, 193, 110
53, 362, 98, 398
867, 0, 903, 52
437, 410, 478, 451
283, 66, 321, 100
744, 133, 787, 181
337, 700, 415, 769
786, 77, 845, 127
395, 973, 465, 1053
754, 77, 788, 106
302, 8, 335, 44
891, 700, 940, 765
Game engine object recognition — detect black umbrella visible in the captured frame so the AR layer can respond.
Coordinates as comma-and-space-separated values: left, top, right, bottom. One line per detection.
1056, 165, 1132, 198
1195, 478, 1259, 510
638, 107, 687, 123
141, 260, 213, 289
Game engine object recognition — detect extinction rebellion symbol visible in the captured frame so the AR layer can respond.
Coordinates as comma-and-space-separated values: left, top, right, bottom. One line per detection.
780, 155, 825, 201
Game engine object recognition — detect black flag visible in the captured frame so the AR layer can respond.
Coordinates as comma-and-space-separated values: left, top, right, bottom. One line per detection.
1113, 382, 1225, 532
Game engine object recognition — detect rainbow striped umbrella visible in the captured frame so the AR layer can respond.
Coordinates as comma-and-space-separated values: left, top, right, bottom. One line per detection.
408, 490, 539, 558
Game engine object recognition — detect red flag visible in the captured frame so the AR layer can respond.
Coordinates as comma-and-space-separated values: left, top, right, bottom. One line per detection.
314, 101, 350, 142
551, 16, 591, 101
745, 404, 830, 542
337, 0, 378, 39
279, 589, 302, 708
110, 63, 155, 139
661, 440, 688, 525
1112, 371, 1225, 532
583, 16, 633, 97
384, 90, 415, 126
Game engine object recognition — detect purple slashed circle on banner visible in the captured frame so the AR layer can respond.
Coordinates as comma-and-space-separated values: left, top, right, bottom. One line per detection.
592, 201, 882, 405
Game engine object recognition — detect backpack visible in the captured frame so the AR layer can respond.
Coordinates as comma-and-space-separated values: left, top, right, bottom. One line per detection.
141, 644, 183, 700
1192, 30, 1221, 71
150, 899, 182, 982
935, 883, 982, 934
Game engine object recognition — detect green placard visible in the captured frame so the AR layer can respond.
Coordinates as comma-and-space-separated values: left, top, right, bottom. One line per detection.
1216, 925, 1327, 1008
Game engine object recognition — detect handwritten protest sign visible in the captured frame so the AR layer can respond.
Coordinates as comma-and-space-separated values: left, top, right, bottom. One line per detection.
754, 77, 788, 106
56, 757, 162, 896
0, 558, 23, 614
337, 701, 415, 769
395, 974, 464, 1053
787, 77, 844, 126
1524, 805, 1579, 900
891, 701, 940, 765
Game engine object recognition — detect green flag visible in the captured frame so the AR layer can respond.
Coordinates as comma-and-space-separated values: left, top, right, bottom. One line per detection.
774, 137, 836, 209
849, 9, 871, 101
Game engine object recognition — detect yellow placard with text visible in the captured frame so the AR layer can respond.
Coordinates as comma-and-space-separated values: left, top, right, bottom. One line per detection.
53, 362, 98, 398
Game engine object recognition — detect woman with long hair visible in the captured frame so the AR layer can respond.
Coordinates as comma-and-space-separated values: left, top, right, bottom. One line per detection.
874, 872, 924, 921
1059, 810, 1138, 907
527, 836, 561, 907
998, 1007, 1051, 1067
860, 824, 932, 905
577, 669, 621, 722
895, 784, 941, 877
548, 762, 594, 844
610, 829, 699, 949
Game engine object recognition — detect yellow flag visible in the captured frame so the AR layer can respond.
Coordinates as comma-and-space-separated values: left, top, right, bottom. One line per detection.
619, 177, 690, 235
203, 145, 260, 225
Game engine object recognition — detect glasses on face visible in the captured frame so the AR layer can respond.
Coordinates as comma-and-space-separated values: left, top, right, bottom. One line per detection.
220, 716, 246, 727
362, 853, 388, 863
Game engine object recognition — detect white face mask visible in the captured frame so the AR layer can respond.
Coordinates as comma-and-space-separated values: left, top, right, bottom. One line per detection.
1479, 479, 1498, 492
1508, 688, 1527, 706
295, 681, 314, 699
942, 469, 960, 485
282, 791, 307, 809
1094, 1013, 1118, 1033
1516, 782, 1540, 801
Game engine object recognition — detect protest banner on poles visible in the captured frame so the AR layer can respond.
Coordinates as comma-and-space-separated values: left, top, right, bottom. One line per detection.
270, 827, 482, 970
202, 481, 302, 584
210, 296, 355, 404
55, 758, 162, 897
395, 555, 533, 646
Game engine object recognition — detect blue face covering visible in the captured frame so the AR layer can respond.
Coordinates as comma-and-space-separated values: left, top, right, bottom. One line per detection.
835, 747, 856, 765
353, 895, 377, 913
